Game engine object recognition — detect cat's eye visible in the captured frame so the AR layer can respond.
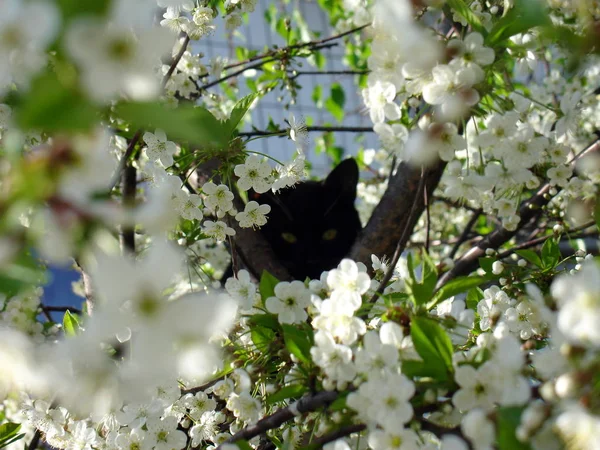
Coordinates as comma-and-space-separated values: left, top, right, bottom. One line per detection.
281, 232, 297, 243
322, 229, 338, 240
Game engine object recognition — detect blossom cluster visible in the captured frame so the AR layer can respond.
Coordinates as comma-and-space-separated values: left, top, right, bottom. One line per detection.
1, 0, 600, 450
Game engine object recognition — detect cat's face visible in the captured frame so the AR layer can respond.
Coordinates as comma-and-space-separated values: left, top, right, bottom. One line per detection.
256, 159, 361, 280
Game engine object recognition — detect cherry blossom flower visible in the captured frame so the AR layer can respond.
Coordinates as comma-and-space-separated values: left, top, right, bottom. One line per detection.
235, 201, 271, 228
234, 155, 273, 193
225, 270, 258, 311
202, 182, 234, 218
362, 80, 401, 124
265, 281, 311, 324
0, 0, 60, 93
551, 261, 600, 347
65, 17, 175, 101
422, 64, 480, 120
327, 259, 370, 313
203, 220, 235, 242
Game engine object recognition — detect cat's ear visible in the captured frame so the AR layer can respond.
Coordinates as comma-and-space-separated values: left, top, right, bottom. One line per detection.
324, 158, 359, 202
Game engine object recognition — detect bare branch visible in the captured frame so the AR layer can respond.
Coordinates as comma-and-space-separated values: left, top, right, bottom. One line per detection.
307, 424, 367, 449
218, 390, 340, 449
437, 138, 600, 287
238, 126, 374, 138
109, 34, 191, 191
349, 160, 447, 270
368, 168, 427, 303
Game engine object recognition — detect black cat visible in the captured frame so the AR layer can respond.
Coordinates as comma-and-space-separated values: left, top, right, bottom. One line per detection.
255, 158, 362, 280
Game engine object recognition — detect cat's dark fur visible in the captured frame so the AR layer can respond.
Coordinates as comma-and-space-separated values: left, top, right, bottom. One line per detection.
255, 158, 362, 280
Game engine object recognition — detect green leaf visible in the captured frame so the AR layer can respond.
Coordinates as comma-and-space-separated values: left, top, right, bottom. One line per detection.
16, 71, 99, 132
224, 93, 259, 136
496, 407, 531, 450
0, 252, 46, 298
63, 310, 80, 337
282, 324, 313, 365
266, 384, 307, 405
514, 249, 543, 268
466, 287, 484, 310
541, 237, 561, 270
115, 102, 229, 147
248, 313, 280, 352
326, 146, 344, 164
595, 192, 600, 232
406, 251, 438, 306
250, 325, 276, 352
312, 85, 323, 108
325, 83, 345, 122
428, 276, 487, 309
410, 317, 453, 382
486, 0, 550, 46
478, 257, 495, 275
401, 359, 449, 380
446, 0, 486, 35
56, 0, 111, 22
0, 423, 24, 450
259, 270, 280, 301
234, 440, 254, 450
0, 423, 20, 443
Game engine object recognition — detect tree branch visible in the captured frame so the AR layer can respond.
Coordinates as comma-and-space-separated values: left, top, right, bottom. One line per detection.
369, 168, 427, 303
349, 160, 447, 270
437, 138, 600, 287
307, 424, 367, 449
218, 390, 340, 448
193, 159, 291, 281
109, 34, 191, 191
449, 208, 483, 258
218, 23, 369, 71
238, 126, 374, 138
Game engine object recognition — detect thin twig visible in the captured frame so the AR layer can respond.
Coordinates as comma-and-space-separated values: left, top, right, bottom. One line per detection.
109, 34, 191, 191
424, 184, 430, 252
27, 429, 41, 450
196, 57, 278, 92
437, 138, 600, 287
238, 126, 374, 138
218, 391, 340, 449
496, 221, 596, 260
42, 305, 82, 314
307, 424, 367, 449
219, 23, 369, 71
368, 168, 426, 303
288, 69, 369, 80
449, 208, 483, 258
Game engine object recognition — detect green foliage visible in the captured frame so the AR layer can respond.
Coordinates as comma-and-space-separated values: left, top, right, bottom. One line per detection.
0, 423, 25, 450
408, 316, 454, 382
248, 313, 279, 353
259, 270, 280, 301
16, 70, 99, 132
281, 323, 313, 365
56, 0, 112, 22
428, 275, 487, 309
541, 237, 561, 270
405, 252, 438, 306
266, 384, 307, 405
63, 310, 81, 337
515, 249, 543, 268
466, 287, 484, 310
115, 102, 230, 148
496, 407, 532, 450
0, 251, 46, 298
325, 83, 345, 122
225, 93, 260, 136
446, 0, 486, 35
486, 0, 551, 46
